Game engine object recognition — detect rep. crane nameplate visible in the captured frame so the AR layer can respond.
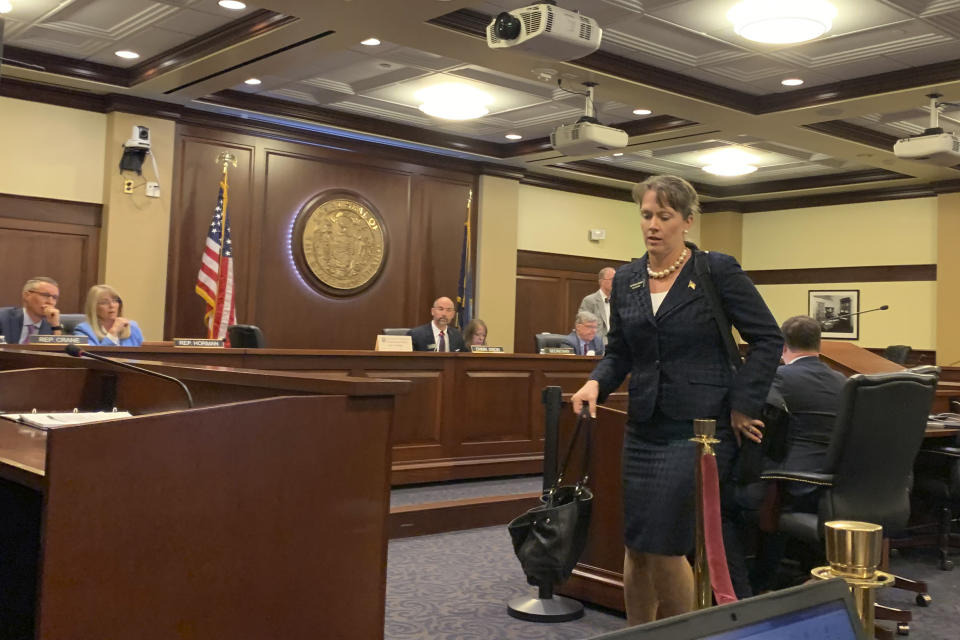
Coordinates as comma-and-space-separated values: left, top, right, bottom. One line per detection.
300, 197, 386, 293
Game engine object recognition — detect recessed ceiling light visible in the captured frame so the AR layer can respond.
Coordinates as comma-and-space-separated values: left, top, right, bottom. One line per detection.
505, 133, 522, 140
612, 152, 624, 156
416, 83, 493, 121
781, 78, 804, 86
701, 148, 759, 177
244, 78, 262, 85
728, 0, 837, 44
114, 50, 140, 60
0, 1, 12, 15
361, 38, 381, 46
218, 0, 246, 10
632, 108, 652, 115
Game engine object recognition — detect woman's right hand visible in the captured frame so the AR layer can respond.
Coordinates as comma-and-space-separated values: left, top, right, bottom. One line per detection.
110, 317, 130, 337
571, 380, 600, 418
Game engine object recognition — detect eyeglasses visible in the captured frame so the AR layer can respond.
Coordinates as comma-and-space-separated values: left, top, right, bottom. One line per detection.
433, 306, 455, 312
29, 290, 59, 301
97, 297, 121, 306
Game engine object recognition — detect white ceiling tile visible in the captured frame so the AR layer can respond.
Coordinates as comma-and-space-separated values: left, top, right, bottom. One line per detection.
41, 1, 175, 39
153, 8, 236, 37
774, 20, 952, 67
882, 38, 960, 65
7, 25, 110, 58
85, 27, 194, 65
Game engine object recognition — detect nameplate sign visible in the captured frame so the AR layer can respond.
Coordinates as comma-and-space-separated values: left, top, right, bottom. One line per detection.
0, 336, 5, 344
470, 345, 504, 353
29, 335, 88, 345
539, 346, 575, 355
174, 338, 225, 348
375, 335, 413, 352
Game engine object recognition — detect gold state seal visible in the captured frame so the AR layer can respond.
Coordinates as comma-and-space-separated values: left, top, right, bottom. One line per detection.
300, 198, 386, 292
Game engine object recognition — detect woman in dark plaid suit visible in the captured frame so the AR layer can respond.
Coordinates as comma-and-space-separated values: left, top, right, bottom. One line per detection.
572, 175, 782, 624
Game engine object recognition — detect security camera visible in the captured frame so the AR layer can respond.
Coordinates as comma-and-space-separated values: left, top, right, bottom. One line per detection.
124, 125, 151, 150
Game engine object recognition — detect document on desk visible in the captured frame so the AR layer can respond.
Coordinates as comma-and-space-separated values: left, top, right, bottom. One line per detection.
1, 412, 133, 429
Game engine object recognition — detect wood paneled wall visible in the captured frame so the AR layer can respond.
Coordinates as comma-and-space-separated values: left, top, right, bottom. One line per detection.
514, 251, 629, 353
166, 125, 477, 348
0, 194, 101, 313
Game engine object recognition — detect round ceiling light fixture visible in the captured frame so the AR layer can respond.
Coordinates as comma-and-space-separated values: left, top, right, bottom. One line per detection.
416, 83, 493, 120
505, 133, 523, 140
114, 50, 141, 59
701, 147, 759, 177
727, 0, 837, 44
0, 1, 12, 15
218, 1, 246, 10
781, 77, 804, 86
632, 108, 652, 115
244, 78, 262, 85
361, 38, 381, 46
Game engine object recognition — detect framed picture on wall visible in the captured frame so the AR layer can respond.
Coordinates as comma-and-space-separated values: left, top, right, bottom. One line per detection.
808, 290, 860, 340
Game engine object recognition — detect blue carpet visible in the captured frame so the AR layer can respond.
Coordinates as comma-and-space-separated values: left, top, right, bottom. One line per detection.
386, 527, 960, 640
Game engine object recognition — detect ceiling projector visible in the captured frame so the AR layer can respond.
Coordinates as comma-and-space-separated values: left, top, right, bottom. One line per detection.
893, 132, 960, 165
550, 82, 628, 155
486, 3, 601, 61
892, 93, 960, 166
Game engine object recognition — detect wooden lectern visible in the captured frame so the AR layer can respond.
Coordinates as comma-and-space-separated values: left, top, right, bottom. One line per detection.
0, 351, 407, 640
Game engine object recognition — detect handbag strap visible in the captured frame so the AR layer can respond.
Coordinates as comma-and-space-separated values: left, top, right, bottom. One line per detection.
553, 406, 594, 490
693, 250, 742, 373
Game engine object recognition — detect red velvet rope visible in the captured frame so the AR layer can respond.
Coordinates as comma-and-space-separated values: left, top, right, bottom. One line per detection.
701, 454, 738, 605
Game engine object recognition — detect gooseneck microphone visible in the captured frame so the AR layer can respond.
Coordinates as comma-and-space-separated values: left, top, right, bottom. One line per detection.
64, 344, 194, 408
831, 304, 889, 320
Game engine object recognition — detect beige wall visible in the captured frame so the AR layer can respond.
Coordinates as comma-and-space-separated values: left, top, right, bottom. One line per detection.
99, 113, 176, 342
476, 176, 519, 352
0, 97, 106, 203
700, 210, 743, 261
742, 198, 938, 350
936, 193, 960, 365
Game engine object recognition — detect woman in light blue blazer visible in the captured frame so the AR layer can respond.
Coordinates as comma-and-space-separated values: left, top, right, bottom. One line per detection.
74, 284, 144, 346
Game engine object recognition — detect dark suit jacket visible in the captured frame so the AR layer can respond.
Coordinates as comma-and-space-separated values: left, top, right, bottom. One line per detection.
408, 322, 465, 352
766, 356, 847, 480
590, 245, 783, 424
0, 306, 54, 344
563, 331, 604, 356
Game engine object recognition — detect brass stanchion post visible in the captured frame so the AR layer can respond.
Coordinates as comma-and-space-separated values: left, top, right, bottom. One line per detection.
811, 521, 893, 638
691, 418, 719, 610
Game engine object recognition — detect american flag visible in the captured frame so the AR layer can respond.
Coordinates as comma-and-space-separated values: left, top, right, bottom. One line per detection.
194, 173, 236, 339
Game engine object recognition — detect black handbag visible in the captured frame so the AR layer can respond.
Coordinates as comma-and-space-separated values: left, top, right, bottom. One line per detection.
507, 408, 594, 587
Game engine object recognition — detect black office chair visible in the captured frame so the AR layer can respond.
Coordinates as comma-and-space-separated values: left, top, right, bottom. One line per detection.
227, 324, 265, 348
761, 366, 940, 638
883, 345, 912, 365
534, 332, 572, 353
60, 313, 87, 333
909, 434, 960, 570
381, 328, 411, 336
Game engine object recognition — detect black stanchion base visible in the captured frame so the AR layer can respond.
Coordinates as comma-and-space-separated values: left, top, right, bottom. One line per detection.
507, 593, 584, 622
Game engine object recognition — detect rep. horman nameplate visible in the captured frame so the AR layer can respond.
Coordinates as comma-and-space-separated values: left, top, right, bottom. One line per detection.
298, 195, 386, 294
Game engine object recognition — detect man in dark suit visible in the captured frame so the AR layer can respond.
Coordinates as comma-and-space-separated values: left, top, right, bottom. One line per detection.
765, 314, 848, 501
563, 310, 604, 356
741, 314, 847, 592
578, 267, 615, 345
408, 296, 465, 352
0, 276, 64, 344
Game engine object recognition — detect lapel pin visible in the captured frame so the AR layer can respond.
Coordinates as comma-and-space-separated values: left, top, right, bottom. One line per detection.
688, 281, 697, 290
630, 280, 645, 289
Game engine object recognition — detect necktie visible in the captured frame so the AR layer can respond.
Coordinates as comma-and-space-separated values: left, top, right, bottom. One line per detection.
438, 330, 445, 352
22, 324, 38, 344
604, 297, 610, 304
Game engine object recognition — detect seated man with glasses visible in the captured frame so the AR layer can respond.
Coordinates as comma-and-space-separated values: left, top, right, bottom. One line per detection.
408, 296, 465, 352
0, 276, 64, 344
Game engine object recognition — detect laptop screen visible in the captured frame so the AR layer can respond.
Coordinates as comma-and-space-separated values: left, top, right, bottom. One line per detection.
589, 579, 865, 640
707, 600, 859, 640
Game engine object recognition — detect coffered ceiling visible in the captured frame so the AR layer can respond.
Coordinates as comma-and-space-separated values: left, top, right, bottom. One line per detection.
2, 0, 960, 208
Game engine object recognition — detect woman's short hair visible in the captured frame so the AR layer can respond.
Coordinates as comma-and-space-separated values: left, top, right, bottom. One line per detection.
781, 315, 821, 351
632, 175, 700, 220
84, 284, 128, 340
463, 318, 488, 345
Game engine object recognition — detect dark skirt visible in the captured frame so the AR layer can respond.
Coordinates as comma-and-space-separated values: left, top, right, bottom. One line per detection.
622, 409, 736, 556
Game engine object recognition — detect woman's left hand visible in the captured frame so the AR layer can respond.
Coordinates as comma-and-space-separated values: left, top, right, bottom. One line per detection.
731, 409, 764, 446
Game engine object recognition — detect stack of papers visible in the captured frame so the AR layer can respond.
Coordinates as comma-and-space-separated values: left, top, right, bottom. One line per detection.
2, 412, 133, 429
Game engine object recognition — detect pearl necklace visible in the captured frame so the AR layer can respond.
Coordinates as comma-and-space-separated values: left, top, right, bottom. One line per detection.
647, 247, 688, 279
